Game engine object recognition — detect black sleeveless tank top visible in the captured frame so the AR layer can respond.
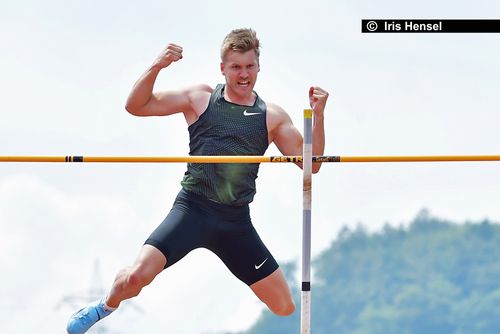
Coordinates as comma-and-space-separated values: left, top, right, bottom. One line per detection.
180, 84, 269, 205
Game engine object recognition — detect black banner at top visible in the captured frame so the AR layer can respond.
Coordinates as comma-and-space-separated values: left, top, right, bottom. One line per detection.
362, 19, 500, 33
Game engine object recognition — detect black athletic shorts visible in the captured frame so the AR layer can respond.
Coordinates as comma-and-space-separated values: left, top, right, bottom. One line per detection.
145, 188, 279, 286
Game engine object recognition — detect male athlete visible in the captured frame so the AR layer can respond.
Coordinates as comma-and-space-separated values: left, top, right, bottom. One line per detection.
67, 28, 328, 333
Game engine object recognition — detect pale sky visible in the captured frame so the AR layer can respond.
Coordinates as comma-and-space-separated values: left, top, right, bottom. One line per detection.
1, 0, 500, 333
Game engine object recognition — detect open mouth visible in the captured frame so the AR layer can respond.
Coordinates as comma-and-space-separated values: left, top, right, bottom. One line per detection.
237, 81, 250, 87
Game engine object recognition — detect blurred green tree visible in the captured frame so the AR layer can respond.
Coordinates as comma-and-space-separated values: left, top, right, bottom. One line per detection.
235, 210, 500, 334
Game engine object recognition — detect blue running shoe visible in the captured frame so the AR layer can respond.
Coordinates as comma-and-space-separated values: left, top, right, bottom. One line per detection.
66, 298, 114, 334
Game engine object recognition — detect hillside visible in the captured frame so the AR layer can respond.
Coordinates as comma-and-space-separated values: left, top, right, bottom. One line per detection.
234, 210, 500, 334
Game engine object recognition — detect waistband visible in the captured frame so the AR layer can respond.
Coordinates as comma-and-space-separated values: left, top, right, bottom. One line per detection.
178, 188, 250, 214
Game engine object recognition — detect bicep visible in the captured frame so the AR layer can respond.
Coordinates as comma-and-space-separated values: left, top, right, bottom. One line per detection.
273, 120, 303, 156
141, 90, 192, 117
137, 84, 211, 117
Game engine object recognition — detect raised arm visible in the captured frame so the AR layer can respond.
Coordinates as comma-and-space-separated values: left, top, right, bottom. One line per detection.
125, 43, 211, 123
268, 86, 329, 173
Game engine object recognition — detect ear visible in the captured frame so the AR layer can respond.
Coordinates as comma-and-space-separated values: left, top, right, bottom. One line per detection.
220, 62, 225, 75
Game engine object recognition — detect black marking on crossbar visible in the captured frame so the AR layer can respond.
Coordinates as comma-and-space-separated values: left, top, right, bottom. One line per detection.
66, 156, 84, 162
313, 156, 340, 162
270, 156, 302, 162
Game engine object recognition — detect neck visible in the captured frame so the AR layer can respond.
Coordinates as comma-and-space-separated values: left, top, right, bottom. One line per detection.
223, 86, 256, 106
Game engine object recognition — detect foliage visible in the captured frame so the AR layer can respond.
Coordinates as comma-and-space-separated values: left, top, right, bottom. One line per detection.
235, 210, 500, 334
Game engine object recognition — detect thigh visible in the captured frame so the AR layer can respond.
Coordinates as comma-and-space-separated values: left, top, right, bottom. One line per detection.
211, 224, 279, 286
144, 193, 208, 269
250, 268, 295, 316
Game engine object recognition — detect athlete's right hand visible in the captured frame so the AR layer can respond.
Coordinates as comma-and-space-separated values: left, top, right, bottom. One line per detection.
152, 43, 183, 69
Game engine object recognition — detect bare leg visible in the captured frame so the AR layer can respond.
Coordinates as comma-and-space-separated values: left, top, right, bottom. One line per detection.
250, 268, 295, 316
106, 244, 167, 308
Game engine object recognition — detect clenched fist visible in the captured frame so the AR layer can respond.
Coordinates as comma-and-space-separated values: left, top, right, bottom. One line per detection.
152, 43, 183, 69
309, 86, 329, 118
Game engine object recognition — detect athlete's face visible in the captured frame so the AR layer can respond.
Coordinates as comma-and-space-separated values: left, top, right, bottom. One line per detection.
220, 50, 260, 99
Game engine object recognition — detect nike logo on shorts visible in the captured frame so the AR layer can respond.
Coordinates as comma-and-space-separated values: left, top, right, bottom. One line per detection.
255, 258, 268, 270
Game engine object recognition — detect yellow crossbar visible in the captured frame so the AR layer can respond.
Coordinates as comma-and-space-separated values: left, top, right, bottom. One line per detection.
1, 155, 500, 163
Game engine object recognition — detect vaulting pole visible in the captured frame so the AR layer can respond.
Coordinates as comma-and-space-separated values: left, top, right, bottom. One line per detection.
301, 109, 313, 333
2, 155, 500, 163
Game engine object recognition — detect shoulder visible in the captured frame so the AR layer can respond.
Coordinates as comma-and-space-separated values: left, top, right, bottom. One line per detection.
180, 83, 213, 96
266, 102, 298, 144
266, 102, 289, 118
153, 83, 213, 122
180, 84, 213, 116
266, 102, 302, 149
155, 83, 213, 103
266, 102, 292, 130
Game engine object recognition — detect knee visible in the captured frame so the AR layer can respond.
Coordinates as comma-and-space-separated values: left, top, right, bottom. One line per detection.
270, 299, 296, 317
126, 265, 156, 288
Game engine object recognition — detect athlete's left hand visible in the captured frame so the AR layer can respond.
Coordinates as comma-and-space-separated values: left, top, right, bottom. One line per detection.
309, 86, 329, 117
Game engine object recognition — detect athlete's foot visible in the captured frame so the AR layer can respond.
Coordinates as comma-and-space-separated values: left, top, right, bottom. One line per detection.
66, 298, 115, 334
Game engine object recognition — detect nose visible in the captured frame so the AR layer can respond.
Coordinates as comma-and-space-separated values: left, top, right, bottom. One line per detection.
239, 69, 249, 79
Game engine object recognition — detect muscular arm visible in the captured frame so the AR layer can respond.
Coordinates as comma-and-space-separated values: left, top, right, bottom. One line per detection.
125, 66, 176, 116
124, 43, 211, 123
268, 87, 328, 173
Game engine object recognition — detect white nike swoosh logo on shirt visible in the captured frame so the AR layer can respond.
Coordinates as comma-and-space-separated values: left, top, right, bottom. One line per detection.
243, 110, 263, 116
255, 258, 269, 270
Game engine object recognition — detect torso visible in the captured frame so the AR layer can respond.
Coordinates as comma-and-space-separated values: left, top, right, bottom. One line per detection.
180, 84, 270, 205
185, 85, 283, 145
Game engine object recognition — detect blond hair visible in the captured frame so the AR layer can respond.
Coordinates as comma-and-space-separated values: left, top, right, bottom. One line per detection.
220, 28, 260, 61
